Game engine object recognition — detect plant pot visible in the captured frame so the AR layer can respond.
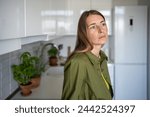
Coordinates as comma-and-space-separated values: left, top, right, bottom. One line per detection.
20, 82, 32, 96
31, 76, 41, 89
49, 56, 58, 66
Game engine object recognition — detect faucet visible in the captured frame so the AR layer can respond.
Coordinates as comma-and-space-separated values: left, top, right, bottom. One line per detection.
38, 42, 63, 68
37, 43, 55, 69
40, 43, 55, 58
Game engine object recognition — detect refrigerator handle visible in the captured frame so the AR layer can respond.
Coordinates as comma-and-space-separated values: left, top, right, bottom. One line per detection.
129, 16, 134, 31
129, 18, 133, 26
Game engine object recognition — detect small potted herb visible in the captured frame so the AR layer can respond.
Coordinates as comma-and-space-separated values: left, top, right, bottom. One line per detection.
12, 51, 45, 95
30, 56, 45, 88
47, 46, 58, 66
12, 52, 34, 96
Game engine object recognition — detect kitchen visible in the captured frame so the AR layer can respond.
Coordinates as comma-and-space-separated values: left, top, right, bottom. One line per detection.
0, 0, 149, 100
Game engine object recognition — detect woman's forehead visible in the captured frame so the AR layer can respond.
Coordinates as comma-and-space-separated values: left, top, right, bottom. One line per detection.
86, 14, 104, 25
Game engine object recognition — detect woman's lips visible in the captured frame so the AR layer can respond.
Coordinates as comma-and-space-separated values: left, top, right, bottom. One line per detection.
99, 35, 105, 39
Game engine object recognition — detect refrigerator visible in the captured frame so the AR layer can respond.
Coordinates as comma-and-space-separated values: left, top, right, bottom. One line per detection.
114, 6, 147, 100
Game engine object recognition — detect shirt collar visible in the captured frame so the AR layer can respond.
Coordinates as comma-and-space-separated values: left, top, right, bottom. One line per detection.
85, 50, 108, 65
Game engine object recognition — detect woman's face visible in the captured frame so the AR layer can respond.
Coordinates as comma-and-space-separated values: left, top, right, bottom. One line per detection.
86, 14, 108, 46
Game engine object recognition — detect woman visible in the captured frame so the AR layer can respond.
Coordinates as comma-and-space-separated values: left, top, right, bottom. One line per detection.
61, 10, 113, 100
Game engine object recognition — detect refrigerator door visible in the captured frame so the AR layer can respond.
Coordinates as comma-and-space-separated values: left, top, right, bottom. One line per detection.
114, 6, 147, 64
115, 64, 147, 100
108, 64, 114, 90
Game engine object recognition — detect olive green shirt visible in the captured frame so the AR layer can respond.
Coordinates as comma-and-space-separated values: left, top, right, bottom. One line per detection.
61, 51, 113, 100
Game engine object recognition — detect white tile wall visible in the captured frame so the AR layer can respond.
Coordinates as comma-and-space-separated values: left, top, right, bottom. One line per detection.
50, 35, 76, 57
0, 38, 42, 99
9, 53, 19, 93
1, 54, 11, 99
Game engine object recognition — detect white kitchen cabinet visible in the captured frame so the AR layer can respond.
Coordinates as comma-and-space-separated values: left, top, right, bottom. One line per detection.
67, 0, 90, 34
0, 0, 23, 55
25, 0, 113, 36
25, 0, 70, 36
67, 0, 112, 35
52, 0, 69, 35
25, 0, 51, 36
91, 0, 112, 35
0, 0, 25, 40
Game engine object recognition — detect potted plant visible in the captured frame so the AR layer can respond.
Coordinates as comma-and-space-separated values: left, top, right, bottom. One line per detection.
11, 52, 35, 96
47, 46, 58, 66
30, 56, 45, 88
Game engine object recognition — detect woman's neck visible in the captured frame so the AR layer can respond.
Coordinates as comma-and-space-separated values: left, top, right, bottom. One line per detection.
91, 45, 101, 58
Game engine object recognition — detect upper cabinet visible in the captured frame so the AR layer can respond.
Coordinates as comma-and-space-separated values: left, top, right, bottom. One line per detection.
50, 0, 69, 35
0, 0, 112, 39
0, 0, 112, 55
26, 0, 69, 36
68, 0, 112, 35
25, 0, 50, 36
91, 0, 112, 35
67, 0, 91, 35
0, 0, 25, 40
0, 0, 23, 55
25, 0, 112, 36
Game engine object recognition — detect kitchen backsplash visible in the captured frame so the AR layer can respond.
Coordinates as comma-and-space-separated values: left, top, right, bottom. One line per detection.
0, 39, 41, 99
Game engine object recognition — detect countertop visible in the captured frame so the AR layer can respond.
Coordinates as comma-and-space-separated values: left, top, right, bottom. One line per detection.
11, 67, 64, 100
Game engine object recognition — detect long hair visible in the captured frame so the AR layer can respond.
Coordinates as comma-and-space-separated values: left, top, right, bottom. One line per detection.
68, 10, 105, 60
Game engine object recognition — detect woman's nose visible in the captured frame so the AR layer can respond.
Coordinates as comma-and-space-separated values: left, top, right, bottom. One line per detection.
97, 25, 103, 33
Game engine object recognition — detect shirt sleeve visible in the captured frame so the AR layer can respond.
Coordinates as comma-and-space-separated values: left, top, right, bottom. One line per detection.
61, 59, 86, 100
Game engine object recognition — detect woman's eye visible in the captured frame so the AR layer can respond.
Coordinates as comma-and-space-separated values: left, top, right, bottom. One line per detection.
102, 22, 106, 26
89, 25, 96, 29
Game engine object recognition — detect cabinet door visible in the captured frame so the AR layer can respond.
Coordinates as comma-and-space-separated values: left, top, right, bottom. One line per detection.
54, 0, 69, 35
115, 64, 147, 100
91, 0, 112, 35
0, 0, 25, 40
68, 0, 90, 35
26, 0, 51, 36
26, 0, 69, 36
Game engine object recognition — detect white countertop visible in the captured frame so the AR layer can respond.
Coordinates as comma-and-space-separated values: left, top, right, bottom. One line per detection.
11, 66, 64, 100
